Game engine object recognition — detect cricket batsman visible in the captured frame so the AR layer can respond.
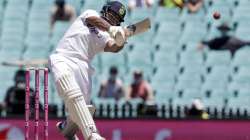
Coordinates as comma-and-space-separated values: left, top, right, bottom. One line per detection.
49, 1, 127, 140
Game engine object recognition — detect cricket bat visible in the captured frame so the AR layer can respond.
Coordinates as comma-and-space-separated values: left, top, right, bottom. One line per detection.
125, 18, 151, 37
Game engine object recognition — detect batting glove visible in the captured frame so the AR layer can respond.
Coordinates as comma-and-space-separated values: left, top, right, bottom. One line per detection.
108, 26, 127, 47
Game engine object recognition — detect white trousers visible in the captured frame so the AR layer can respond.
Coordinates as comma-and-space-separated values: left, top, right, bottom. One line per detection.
49, 54, 92, 104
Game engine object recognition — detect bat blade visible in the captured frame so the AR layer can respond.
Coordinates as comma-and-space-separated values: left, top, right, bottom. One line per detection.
125, 18, 151, 37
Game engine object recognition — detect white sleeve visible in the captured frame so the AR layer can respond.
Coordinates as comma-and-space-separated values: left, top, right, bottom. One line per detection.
94, 31, 113, 52
80, 9, 100, 23
79, 10, 113, 53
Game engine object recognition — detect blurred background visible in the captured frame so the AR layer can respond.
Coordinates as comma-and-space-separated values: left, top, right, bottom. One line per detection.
0, 0, 250, 139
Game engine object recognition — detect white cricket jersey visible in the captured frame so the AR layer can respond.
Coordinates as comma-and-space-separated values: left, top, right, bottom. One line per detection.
52, 9, 112, 74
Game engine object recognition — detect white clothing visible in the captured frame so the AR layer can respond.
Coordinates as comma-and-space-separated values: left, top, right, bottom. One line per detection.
49, 55, 92, 103
49, 9, 112, 101
49, 9, 111, 139
53, 9, 112, 74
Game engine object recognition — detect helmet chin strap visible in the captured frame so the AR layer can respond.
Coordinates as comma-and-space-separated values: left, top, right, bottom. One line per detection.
101, 15, 113, 25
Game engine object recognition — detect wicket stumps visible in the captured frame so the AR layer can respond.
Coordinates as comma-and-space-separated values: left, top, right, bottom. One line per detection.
25, 68, 49, 140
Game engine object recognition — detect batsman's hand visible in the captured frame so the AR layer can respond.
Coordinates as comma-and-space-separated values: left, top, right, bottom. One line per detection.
108, 26, 127, 47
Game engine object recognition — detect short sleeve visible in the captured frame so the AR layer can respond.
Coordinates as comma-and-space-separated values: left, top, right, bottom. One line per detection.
80, 9, 100, 23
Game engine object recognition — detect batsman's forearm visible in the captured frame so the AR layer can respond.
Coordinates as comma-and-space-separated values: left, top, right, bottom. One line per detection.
113, 44, 124, 52
85, 16, 111, 31
104, 40, 124, 53
105, 43, 124, 53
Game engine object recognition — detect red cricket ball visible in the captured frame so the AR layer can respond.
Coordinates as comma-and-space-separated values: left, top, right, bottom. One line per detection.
213, 12, 221, 20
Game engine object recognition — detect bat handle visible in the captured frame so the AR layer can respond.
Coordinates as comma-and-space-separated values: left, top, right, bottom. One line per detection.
124, 28, 132, 37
